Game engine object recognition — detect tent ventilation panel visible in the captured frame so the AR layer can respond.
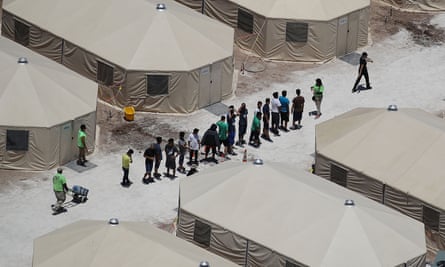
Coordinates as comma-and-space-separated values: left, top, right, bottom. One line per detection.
387, 104, 398, 111
17, 57, 28, 64
344, 199, 355, 206
156, 3, 166, 11
108, 218, 119, 225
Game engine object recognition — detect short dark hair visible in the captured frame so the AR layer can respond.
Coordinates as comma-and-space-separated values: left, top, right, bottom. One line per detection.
282, 90, 287, 96
296, 89, 301, 95
80, 124, 86, 130
193, 128, 199, 133
179, 131, 185, 137
273, 92, 279, 98
127, 149, 134, 154
220, 115, 226, 121
156, 136, 162, 143
168, 138, 174, 143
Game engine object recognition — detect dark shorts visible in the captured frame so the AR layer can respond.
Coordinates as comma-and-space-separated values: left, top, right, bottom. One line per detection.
293, 111, 303, 122
228, 131, 235, 145
220, 138, 229, 147
145, 160, 153, 173
165, 157, 176, 169
271, 112, 280, 125
280, 111, 289, 122
155, 159, 161, 169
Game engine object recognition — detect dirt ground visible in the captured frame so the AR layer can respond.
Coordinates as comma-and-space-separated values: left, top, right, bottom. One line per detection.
97, 0, 445, 152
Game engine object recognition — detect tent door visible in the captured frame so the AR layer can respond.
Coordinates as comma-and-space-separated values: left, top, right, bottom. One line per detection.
346, 12, 359, 53
336, 12, 360, 57
209, 62, 222, 105
336, 16, 348, 56
198, 66, 211, 108
59, 121, 74, 164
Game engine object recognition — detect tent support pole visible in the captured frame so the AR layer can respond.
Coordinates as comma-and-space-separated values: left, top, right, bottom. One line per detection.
382, 184, 386, 204
244, 239, 249, 267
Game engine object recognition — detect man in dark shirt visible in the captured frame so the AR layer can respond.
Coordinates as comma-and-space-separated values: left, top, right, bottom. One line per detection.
153, 136, 163, 178
261, 98, 272, 142
353, 52, 373, 92
291, 89, 305, 129
143, 143, 156, 184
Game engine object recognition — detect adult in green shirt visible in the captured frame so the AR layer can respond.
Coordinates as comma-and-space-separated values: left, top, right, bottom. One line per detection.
121, 149, 134, 186
311, 78, 324, 119
249, 112, 262, 147
52, 168, 69, 213
77, 124, 87, 166
216, 116, 229, 157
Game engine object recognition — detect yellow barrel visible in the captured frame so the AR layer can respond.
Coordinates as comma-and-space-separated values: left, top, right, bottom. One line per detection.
123, 106, 135, 121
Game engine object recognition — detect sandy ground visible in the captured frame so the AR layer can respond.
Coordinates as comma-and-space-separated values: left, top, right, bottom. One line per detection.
1, 1, 445, 266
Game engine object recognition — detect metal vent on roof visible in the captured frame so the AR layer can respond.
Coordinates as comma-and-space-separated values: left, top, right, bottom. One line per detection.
156, 3, 166, 10
344, 199, 355, 206
17, 57, 28, 64
253, 158, 263, 165
108, 218, 119, 225
199, 261, 210, 267
387, 104, 398, 111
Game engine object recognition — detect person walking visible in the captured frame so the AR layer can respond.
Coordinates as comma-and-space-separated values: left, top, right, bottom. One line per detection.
165, 138, 178, 178
188, 128, 200, 164
177, 132, 187, 174
236, 103, 248, 147
142, 143, 155, 184
52, 167, 69, 214
271, 92, 281, 136
121, 149, 134, 186
353, 52, 373, 92
261, 98, 272, 142
153, 136, 163, 178
291, 88, 305, 129
77, 124, 87, 166
279, 90, 290, 131
311, 78, 324, 119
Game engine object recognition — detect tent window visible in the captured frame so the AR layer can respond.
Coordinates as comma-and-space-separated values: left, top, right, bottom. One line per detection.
146, 75, 169, 95
14, 19, 30, 46
330, 164, 347, 187
237, 9, 253, 34
286, 22, 308, 43
285, 261, 298, 267
97, 61, 114, 86
6, 130, 29, 151
193, 219, 211, 247
423, 205, 440, 231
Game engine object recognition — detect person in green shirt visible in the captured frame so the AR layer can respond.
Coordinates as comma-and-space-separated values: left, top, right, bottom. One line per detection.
249, 112, 262, 147
121, 149, 134, 186
216, 116, 229, 158
77, 124, 87, 166
52, 168, 69, 213
311, 78, 324, 119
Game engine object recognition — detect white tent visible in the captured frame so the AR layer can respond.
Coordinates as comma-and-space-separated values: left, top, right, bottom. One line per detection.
176, 0, 370, 62
2, 0, 234, 113
315, 107, 445, 248
0, 36, 97, 170
177, 161, 426, 267
33, 219, 239, 267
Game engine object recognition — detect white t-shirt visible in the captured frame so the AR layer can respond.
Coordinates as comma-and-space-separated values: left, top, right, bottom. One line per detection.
271, 98, 281, 113
188, 133, 200, 150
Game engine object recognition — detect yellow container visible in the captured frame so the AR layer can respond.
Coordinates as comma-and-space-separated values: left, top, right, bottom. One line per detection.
123, 106, 135, 121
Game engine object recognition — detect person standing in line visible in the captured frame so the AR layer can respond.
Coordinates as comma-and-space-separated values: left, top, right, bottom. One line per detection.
236, 103, 248, 147
121, 149, 134, 186
177, 132, 187, 174
254, 101, 263, 116
261, 98, 272, 142
142, 143, 155, 184
291, 88, 305, 129
77, 124, 87, 166
279, 90, 290, 132
226, 105, 237, 155
188, 128, 200, 164
249, 112, 262, 147
311, 78, 324, 119
164, 138, 178, 178
271, 92, 281, 136
216, 116, 229, 158
153, 136, 163, 178
52, 167, 69, 213
201, 124, 220, 163
353, 52, 373, 92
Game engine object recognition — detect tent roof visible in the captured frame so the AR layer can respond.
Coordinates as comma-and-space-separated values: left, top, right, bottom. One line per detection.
180, 161, 425, 266
0, 37, 97, 128
316, 107, 445, 211
4, 0, 234, 71
33, 220, 238, 267
230, 0, 370, 21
